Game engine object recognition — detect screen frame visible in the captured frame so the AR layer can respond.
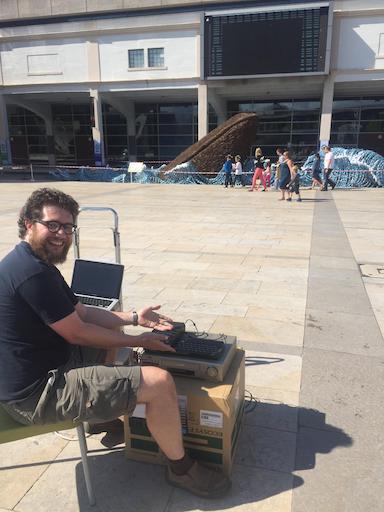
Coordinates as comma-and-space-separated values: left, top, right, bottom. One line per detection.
202, 2, 331, 80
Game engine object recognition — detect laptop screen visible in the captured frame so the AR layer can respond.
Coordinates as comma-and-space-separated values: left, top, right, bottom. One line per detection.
71, 259, 124, 299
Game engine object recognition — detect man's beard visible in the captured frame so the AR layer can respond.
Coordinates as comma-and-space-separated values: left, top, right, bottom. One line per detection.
29, 237, 71, 265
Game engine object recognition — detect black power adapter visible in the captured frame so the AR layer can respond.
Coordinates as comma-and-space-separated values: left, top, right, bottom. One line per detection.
152, 321, 186, 346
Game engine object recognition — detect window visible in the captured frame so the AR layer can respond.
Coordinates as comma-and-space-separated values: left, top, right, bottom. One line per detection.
148, 48, 164, 68
228, 99, 321, 160
128, 49, 144, 68
135, 103, 197, 163
331, 97, 384, 155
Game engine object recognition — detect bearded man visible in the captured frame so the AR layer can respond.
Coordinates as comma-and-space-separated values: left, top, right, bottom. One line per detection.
0, 188, 230, 499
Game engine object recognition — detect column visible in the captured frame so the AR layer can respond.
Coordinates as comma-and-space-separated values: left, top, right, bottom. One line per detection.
319, 75, 335, 148
0, 95, 11, 165
46, 114, 56, 167
90, 89, 105, 166
87, 41, 101, 83
125, 100, 137, 161
198, 83, 208, 140
208, 89, 227, 126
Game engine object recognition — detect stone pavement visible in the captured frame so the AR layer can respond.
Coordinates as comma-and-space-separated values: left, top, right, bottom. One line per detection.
0, 182, 383, 512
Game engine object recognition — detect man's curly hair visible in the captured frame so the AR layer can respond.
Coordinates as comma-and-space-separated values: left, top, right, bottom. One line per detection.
18, 188, 79, 239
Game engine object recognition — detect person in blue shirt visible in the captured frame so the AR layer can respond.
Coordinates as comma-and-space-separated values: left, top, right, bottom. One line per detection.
223, 154, 234, 188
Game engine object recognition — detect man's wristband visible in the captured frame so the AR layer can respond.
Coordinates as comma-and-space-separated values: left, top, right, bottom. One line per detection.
132, 310, 138, 326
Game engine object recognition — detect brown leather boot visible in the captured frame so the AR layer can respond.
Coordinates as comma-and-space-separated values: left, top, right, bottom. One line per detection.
166, 460, 231, 498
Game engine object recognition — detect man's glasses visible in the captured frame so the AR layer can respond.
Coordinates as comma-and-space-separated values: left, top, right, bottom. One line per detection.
35, 220, 77, 235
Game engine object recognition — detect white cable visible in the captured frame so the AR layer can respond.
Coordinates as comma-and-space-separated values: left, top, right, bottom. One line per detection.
54, 430, 91, 441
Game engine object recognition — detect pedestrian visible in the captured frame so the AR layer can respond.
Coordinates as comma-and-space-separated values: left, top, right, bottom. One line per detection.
274, 148, 284, 190
223, 154, 233, 188
287, 163, 302, 202
263, 159, 271, 189
249, 147, 266, 191
311, 152, 323, 189
278, 150, 294, 201
233, 155, 245, 187
321, 145, 336, 191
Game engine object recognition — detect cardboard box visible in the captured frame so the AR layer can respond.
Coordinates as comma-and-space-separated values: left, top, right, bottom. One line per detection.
124, 349, 245, 476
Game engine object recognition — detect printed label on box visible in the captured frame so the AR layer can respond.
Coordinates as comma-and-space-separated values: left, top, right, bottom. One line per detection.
188, 426, 223, 438
178, 395, 188, 435
200, 410, 223, 428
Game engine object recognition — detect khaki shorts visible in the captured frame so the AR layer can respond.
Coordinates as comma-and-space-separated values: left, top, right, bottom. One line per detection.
3, 346, 141, 426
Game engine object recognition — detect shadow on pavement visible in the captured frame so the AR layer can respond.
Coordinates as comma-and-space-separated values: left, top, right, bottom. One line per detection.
301, 198, 332, 202
245, 356, 285, 366
75, 402, 352, 511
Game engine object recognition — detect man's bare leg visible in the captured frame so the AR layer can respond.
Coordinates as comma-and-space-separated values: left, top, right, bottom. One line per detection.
137, 366, 184, 460
136, 366, 231, 498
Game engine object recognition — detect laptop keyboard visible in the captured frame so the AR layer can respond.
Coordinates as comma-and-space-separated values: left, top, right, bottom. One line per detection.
77, 296, 114, 308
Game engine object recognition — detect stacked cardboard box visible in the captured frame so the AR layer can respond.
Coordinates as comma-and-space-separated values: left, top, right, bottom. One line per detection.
124, 349, 245, 476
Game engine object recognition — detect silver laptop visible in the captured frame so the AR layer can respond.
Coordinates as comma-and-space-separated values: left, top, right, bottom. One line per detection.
71, 259, 124, 311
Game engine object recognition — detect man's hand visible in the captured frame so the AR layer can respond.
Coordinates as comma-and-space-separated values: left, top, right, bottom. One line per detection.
136, 332, 176, 352
137, 305, 173, 331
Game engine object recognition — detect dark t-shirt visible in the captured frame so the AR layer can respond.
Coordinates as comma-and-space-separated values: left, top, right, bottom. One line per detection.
254, 156, 264, 169
0, 241, 77, 402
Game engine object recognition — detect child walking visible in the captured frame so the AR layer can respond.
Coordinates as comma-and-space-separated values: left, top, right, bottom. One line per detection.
233, 155, 244, 186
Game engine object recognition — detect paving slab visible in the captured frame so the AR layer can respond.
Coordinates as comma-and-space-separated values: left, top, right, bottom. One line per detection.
306, 276, 372, 315
309, 255, 358, 270
245, 350, 302, 393
236, 424, 297, 472
0, 433, 68, 509
293, 425, 383, 512
212, 315, 304, 347
305, 308, 384, 356
308, 266, 362, 284
243, 386, 299, 432
298, 349, 384, 436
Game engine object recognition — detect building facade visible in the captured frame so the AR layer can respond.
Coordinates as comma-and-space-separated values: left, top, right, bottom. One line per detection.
0, 0, 383, 167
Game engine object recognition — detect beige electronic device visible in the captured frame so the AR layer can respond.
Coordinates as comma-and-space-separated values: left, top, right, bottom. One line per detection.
140, 333, 237, 383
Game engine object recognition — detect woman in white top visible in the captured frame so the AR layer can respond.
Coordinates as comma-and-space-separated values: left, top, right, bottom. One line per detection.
233, 155, 245, 187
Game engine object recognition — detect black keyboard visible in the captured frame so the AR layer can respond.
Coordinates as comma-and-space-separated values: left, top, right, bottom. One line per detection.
171, 334, 225, 359
77, 296, 113, 308
148, 325, 225, 360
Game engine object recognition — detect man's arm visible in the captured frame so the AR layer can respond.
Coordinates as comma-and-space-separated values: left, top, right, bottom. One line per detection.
76, 302, 173, 332
75, 301, 134, 328
50, 309, 175, 352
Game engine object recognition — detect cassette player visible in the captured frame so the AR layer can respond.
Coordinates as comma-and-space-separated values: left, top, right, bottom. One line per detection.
141, 332, 237, 382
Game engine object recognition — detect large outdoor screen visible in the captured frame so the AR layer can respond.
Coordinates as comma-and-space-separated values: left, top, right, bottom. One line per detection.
204, 7, 328, 78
